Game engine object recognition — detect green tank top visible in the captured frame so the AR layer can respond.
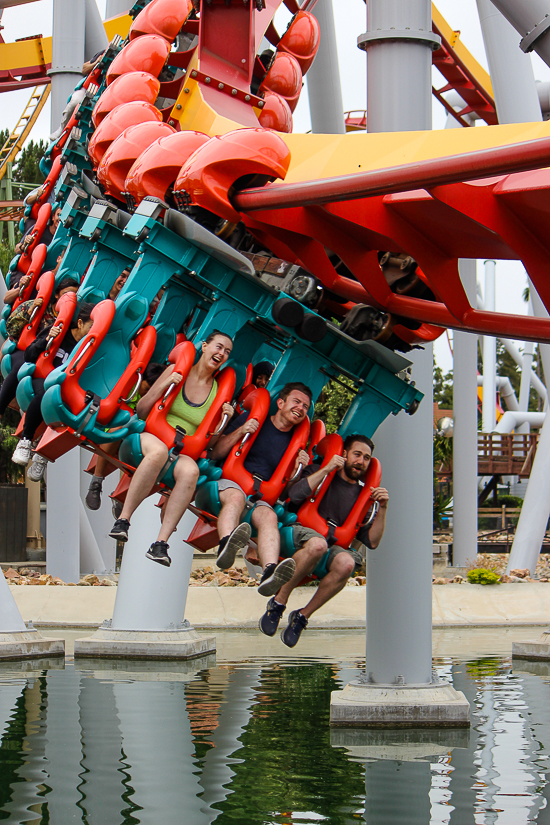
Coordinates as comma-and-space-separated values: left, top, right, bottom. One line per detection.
166, 380, 218, 435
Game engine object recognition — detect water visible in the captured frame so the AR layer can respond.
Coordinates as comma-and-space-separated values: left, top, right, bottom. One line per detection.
0, 628, 549, 824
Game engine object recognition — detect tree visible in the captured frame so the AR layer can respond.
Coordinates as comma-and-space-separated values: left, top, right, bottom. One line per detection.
313, 376, 354, 433
11, 139, 46, 200
433, 363, 453, 408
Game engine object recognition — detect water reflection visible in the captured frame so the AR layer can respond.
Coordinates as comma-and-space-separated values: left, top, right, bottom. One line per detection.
0, 639, 549, 823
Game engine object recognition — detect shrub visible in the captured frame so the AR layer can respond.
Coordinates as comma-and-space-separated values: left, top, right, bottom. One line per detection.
466, 567, 500, 585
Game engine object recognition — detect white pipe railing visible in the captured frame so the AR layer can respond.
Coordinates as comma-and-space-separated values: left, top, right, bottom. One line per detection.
494, 411, 546, 434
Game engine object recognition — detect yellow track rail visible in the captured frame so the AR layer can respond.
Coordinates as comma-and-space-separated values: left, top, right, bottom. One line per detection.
0, 84, 50, 184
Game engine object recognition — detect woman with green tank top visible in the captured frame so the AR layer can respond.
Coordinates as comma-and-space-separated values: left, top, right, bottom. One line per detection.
109, 330, 234, 567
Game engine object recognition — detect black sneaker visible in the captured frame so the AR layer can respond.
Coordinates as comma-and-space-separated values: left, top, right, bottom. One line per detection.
259, 597, 286, 637
216, 522, 252, 570
85, 477, 103, 511
281, 609, 308, 648
257, 558, 296, 597
109, 518, 130, 542
145, 541, 171, 567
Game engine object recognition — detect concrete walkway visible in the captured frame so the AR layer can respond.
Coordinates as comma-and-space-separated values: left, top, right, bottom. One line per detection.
8, 583, 550, 628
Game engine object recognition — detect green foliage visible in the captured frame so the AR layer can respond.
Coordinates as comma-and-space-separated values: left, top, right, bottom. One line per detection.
11, 139, 46, 199
0, 410, 23, 484
313, 375, 355, 433
433, 363, 453, 408
479, 494, 523, 509
0, 242, 16, 278
467, 567, 500, 585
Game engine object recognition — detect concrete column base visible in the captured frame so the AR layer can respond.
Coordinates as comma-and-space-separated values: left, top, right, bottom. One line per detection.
74, 621, 216, 660
512, 630, 550, 660
330, 679, 470, 727
0, 629, 65, 661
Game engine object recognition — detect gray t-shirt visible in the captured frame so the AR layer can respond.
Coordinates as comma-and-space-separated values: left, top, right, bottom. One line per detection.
289, 464, 373, 547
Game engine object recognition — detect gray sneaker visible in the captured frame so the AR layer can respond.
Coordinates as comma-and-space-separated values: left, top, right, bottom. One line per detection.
85, 477, 103, 510
27, 453, 48, 481
216, 523, 252, 570
257, 558, 296, 597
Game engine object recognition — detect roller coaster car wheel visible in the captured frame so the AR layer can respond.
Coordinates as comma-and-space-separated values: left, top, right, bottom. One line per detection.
286, 273, 322, 308
271, 297, 304, 329
407, 399, 420, 415
296, 313, 326, 343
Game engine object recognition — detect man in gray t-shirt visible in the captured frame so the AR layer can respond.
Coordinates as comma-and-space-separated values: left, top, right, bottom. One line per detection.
260, 434, 389, 647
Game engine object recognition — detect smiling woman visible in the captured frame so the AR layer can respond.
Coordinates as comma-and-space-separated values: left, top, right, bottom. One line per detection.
109, 329, 235, 567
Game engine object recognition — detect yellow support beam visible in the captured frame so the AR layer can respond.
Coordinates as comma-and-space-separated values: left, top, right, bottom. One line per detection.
0, 85, 51, 184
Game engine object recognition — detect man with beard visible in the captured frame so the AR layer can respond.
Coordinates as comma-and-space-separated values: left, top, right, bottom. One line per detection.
259, 434, 389, 647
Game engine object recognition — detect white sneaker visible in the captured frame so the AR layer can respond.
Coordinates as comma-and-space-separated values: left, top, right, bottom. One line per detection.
27, 453, 48, 481
12, 439, 33, 465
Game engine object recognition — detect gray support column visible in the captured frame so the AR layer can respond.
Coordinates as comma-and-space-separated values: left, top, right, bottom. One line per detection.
84, 0, 108, 62
477, 0, 542, 123
306, 0, 345, 135
358, 0, 440, 134
482, 260, 497, 434
489, 0, 550, 70
46, 452, 81, 583
475, 0, 550, 577
331, 0, 469, 725
105, 0, 131, 17
452, 260, 479, 568
49, 0, 86, 132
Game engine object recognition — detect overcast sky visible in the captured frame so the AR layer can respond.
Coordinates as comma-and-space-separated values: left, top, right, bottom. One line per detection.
2, 0, 547, 371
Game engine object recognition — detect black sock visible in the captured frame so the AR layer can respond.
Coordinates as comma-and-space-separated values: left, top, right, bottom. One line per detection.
217, 536, 229, 555
261, 563, 277, 581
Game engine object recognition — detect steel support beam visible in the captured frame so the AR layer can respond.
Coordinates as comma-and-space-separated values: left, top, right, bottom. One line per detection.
49, 0, 86, 132
489, 0, 550, 69
306, 0, 345, 135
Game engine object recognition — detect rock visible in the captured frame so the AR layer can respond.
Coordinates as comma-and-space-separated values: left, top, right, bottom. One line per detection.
4, 568, 19, 579
83, 574, 99, 585
500, 574, 522, 583
39, 574, 54, 584
355, 576, 366, 585
99, 578, 117, 586
451, 575, 464, 583
510, 568, 530, 579
66, 582, 77, 586
433, 577, 447, 585
77, 580, 92, 586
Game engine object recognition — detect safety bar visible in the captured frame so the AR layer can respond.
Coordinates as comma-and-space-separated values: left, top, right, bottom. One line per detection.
236, 431, 251, 456
362, 500, 380, 528
123, 371, 142, 404
289, 461, 304, 482
44, 322, 63, 356
69, 337, 95, 374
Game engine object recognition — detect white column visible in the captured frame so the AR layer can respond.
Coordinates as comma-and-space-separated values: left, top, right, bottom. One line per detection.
84, 0, 109, 62
80, 451, 116, 573
482, 260, 497, 434
452, 260, 479, 568
50, 0, 86, 132
105, 0, 131, 16
0, 572, 27, 633
46, 451, 81, 583
306, 0, 346, 135
111, 500, 195, 631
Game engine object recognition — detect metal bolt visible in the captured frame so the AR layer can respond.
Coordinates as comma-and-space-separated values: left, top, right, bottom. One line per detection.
258, 100, 265, 108
231, 88, 238, 96
169, 119, 175, 125
184, 88, 190, 94
176, 103, 182, 109
242, 58, 246, 63
191, 70, 197, 78
244, 94, 251, 102
218, 82, 224, 90
205, 76, 211, 84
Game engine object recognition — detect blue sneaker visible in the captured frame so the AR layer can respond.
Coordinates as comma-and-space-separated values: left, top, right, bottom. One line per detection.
281, 609, 308, 648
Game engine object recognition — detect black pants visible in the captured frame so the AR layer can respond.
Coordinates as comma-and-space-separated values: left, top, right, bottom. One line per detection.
0, 349, 25, 416
22, 378, 46, 441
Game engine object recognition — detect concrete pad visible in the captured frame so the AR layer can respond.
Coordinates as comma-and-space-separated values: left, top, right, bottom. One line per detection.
0, 630, 65, 660
74, 625, 216, 660
8, 582, 550, 629
512, 630, 550, 660
330, 680, 470, 727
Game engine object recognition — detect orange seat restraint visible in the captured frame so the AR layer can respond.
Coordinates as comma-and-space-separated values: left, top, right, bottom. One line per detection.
33, 291, 78, 379
96, 324, 157, 424
144, 340, 237, 461
19, 203, 51, 274
12, 244, 47, 310
60, 300, 117, 416
222, 388, 310, 506
17, 270, 55, 351
297, 434, 382, 550
307, 418, 326, 462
